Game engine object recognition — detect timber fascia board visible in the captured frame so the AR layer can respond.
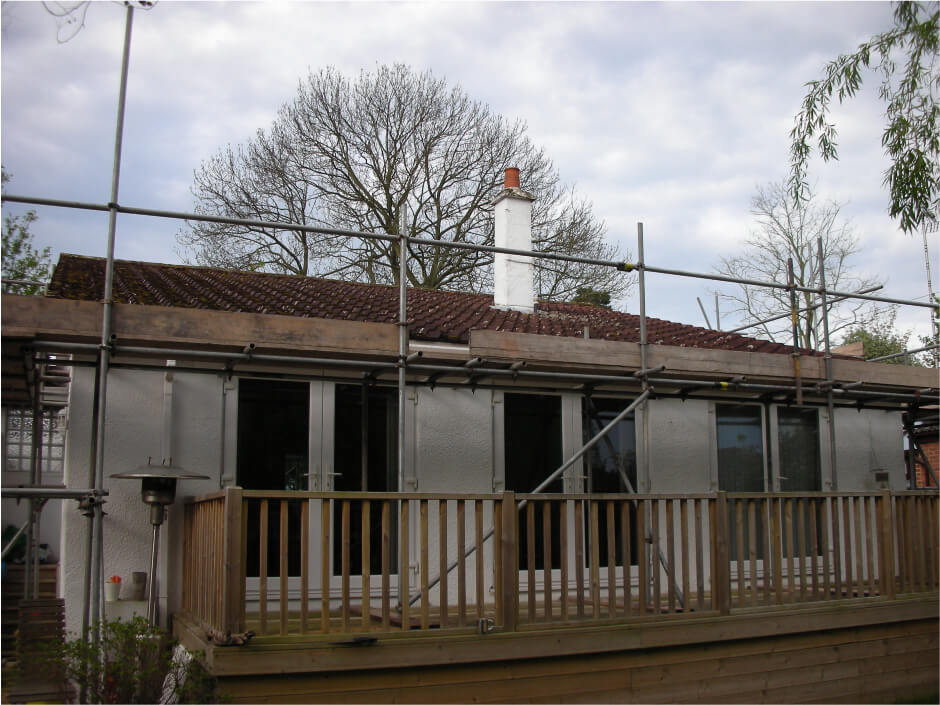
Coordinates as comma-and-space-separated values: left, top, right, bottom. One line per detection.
1, 294, 399, 359
470, 329, 938, 389
175, 596, 938, 678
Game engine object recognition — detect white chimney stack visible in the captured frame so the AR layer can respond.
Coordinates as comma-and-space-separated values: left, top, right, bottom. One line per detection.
493, 167, 536, 313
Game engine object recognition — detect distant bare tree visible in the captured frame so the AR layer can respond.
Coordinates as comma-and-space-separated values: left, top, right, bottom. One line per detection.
715, 182, 884, 349
178, 64, 630, 303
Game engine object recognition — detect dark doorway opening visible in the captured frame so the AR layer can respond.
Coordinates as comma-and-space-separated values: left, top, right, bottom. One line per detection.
237, 379, 309, 577
505, 393, 562, 570
332, 383, 398, 576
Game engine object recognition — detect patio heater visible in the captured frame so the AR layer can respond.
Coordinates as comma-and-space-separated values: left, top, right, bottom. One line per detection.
112, 461, 208, 623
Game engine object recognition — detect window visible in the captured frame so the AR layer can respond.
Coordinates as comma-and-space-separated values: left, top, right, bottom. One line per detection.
505, 393, 562, 570
777, 407, 821, 492
332, 383, 398, 576
716, 404, 765, 492
583, 397, 638, 567
237, 379, 309, 577
716, 403, 766, 560
3, 407, 66, 475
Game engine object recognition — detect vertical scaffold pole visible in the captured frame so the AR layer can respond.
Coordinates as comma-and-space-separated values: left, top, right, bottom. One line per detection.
88, 2, 135, 646
637, 223, 652, 605
397, 208, 409, 605
787, 257, 803, 405
817, 238, 838, 491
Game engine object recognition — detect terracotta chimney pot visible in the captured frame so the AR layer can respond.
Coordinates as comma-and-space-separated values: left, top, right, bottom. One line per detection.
504, 167, 520, 189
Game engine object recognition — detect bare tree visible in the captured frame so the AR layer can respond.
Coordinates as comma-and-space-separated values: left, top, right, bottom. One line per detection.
715, 182, 883, 349
178, 64, 630, 303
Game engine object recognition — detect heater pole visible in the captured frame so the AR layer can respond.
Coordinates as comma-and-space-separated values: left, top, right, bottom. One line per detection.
147, 520, 159, 624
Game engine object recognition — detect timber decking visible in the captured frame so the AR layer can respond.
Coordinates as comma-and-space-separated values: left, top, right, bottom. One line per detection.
173, 597, 938, 703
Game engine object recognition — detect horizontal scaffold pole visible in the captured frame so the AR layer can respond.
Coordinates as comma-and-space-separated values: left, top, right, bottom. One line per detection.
4, 193, 937, 312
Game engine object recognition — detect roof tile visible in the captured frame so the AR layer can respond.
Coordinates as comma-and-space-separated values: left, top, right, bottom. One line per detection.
47, 254, 824, 356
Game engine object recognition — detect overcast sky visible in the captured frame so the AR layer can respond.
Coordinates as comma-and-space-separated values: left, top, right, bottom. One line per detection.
2, 1, 936, 342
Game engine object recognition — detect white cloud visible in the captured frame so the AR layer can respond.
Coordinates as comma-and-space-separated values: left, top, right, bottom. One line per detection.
1, 0, 932, 336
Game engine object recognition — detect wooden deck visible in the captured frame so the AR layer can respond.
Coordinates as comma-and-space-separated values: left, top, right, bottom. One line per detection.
174, 595, 938, 703
174, 489, 939, 701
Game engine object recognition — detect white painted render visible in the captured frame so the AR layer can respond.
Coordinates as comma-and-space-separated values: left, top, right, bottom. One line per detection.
493, 190, 535, 313
57, 369, 908, 634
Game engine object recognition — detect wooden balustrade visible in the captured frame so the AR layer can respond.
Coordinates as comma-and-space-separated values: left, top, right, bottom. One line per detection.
181, 489, 939, 638
181, 491, 228, 632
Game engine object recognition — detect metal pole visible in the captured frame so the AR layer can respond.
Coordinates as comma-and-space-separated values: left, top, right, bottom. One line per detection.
817, 238, 838, 491
868, 342, 940, 362
147, 522, 159, 623
637, 224, 649, 489
787, 258, 803, 406
89, 2, 135, 640
5, 190, 940, 313
397, 209, 409, 604
637, 223, 653, 604
696, 297, 713, 329
30, 339, 936, 404
25, 363, 41, 599
723, 285, 883, 335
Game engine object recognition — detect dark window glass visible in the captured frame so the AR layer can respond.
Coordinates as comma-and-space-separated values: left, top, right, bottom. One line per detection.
716, 404, 765, 492
778, 407, 821, 492
505, 394, 562, 570
716, 404, 765, 560
237, 379, 309, 577
333, 384, 398, 576
583, 397, 638, 567
778, 407, 822, 556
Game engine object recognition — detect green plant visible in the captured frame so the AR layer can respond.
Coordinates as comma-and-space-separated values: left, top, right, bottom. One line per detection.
54, 617, 222, 704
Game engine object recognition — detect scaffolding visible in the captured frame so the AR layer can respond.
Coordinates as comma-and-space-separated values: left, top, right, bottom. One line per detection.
2, 1, 939, 663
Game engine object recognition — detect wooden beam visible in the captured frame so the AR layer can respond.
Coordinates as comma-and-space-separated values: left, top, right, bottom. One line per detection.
470, 329, 937, 389
1, 294, 399, 358
178, 596, 938, 678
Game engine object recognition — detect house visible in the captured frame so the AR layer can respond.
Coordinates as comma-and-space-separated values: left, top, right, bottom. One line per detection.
2, 171, 937, 702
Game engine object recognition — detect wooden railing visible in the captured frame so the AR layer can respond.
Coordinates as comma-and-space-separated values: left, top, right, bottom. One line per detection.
181, 489, 939, 638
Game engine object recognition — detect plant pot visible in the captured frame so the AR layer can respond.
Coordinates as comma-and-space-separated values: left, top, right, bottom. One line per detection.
104, 582, 121, 602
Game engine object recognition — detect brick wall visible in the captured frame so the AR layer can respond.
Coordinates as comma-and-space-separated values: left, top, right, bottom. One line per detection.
915, 437, 938, 488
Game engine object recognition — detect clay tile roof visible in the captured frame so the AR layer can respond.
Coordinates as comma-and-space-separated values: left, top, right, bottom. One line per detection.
46, 254, 821, 355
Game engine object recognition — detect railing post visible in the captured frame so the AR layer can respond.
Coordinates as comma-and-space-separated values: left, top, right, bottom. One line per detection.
878, 490, 896, 600
712, 492, 731, 615
499, 492, 518, 632
221, 486, 245, 634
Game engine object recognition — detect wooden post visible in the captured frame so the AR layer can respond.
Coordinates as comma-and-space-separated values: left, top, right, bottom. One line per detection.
713, 492, 731, 616
499, 492, 518, 632
221, 487, 245, 634
877, 491, 896, 600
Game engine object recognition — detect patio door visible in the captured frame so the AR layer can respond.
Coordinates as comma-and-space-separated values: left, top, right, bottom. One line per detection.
237, 379, 310, 597
504, 393, 563, 597
583, 397, 639, 577
328, 384, 398, 592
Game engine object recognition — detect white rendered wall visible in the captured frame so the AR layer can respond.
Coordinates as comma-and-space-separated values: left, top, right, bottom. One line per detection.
58, 370, 910, 632
833, 407, 906, 491
61, 367, 222, 635
493, 194, 534, 313
646, 399, 713, 494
